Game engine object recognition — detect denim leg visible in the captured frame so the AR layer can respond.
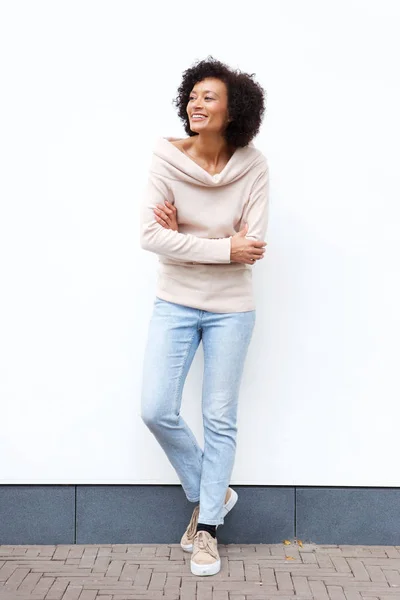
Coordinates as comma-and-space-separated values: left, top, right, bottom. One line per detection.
140, 298, 204, 502
197, 309, 256, 525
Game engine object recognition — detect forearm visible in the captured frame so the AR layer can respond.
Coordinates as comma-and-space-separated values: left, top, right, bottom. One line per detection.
140, 174, 232, 264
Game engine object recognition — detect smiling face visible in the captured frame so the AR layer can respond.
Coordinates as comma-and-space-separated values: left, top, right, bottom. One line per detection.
186, 77, 231, 135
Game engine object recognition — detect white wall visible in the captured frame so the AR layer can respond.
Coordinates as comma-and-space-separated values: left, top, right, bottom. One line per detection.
1, 0, 399, 485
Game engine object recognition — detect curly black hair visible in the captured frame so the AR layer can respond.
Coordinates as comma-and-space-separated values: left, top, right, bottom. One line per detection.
172, 55, 266, 148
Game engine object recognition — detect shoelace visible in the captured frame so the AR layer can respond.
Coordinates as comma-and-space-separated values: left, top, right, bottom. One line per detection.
186, 504, 200, 539
194, 530, 218, 559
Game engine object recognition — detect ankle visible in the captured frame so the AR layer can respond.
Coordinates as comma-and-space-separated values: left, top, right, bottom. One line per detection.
196, 522, 216, 538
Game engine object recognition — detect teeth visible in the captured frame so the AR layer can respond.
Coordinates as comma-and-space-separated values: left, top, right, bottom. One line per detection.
192, 114, 206, 118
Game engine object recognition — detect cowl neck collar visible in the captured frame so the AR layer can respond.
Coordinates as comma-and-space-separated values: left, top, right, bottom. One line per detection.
151, 136, 263, 187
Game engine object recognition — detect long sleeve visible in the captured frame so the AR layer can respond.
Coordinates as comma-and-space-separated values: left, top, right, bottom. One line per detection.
139, 173, 232, 264
241, 167, 270, 242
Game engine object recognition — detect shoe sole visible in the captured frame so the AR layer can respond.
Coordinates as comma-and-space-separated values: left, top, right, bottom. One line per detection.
181, 488, 238, 553
221, 487, 238, 517
190, 557, 221, 576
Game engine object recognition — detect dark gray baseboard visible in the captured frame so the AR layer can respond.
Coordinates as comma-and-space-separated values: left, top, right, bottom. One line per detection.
1, 486, 399, 546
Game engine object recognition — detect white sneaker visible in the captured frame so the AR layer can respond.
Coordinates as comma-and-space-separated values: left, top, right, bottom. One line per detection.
190, 530, 221, 576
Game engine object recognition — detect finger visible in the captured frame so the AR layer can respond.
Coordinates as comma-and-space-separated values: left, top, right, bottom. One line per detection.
154, 208, 171, 224
154, 214, 169, 228
164, 201, 176, 212
155, 205, 169, 215
157, 203, 173, 215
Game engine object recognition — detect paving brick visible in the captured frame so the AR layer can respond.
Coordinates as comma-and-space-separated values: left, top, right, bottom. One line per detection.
0, 543, 400, 599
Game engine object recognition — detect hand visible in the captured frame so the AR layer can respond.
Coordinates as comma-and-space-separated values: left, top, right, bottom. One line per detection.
153, 201, 178, 231
230, 223, 267, 265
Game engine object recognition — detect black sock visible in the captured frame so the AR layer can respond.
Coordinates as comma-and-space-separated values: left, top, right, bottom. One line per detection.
196, 522, 217, 538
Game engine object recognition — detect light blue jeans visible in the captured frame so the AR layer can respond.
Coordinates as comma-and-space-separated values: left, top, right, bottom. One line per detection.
140, 296, 256, 526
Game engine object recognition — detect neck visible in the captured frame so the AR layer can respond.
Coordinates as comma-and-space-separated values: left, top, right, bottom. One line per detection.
188, 133, 233, 165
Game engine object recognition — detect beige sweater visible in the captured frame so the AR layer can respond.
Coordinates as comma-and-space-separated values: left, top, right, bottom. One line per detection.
139, 136, 269, 313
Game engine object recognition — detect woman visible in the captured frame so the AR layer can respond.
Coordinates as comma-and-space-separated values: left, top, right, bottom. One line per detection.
139, 56, 269, 577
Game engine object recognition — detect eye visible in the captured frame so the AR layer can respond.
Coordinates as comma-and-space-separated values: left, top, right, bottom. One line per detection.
189, 96, 213, 101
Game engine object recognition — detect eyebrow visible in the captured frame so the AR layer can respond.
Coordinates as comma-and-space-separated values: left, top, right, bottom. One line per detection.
190, 90, 219, 97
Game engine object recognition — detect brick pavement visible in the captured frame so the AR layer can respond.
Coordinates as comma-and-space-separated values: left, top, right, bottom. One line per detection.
1, 541, 400, 599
